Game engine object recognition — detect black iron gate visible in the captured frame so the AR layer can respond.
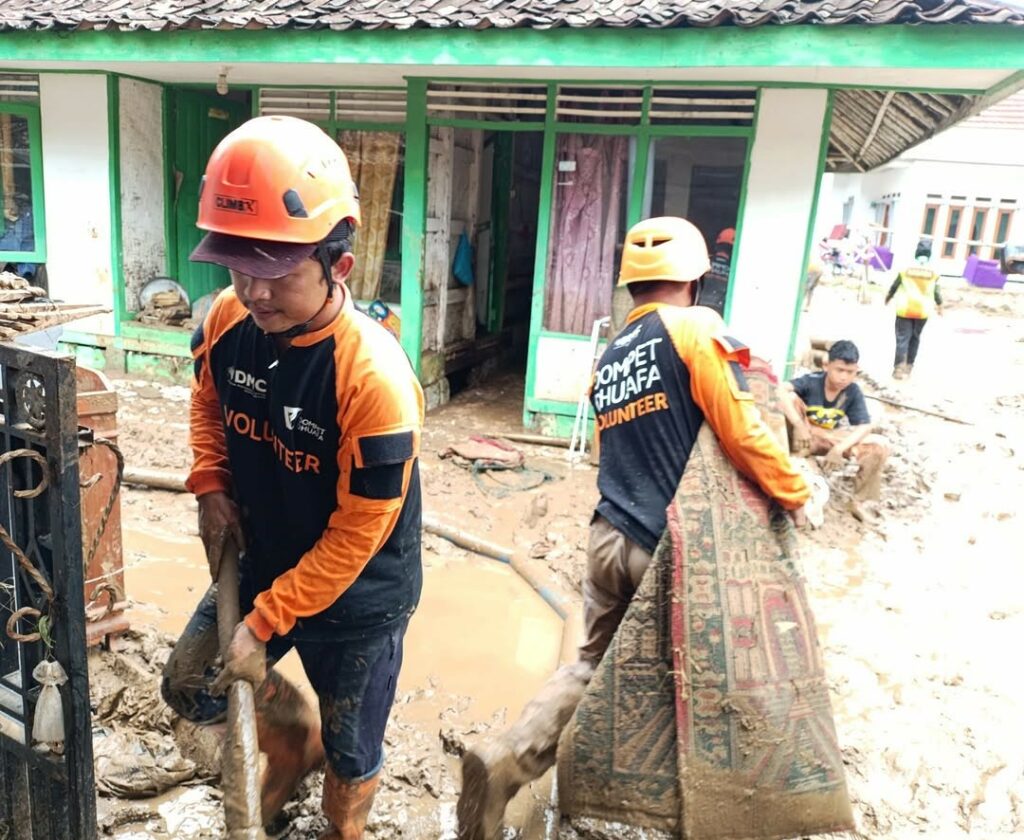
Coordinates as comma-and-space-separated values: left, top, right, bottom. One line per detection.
0, 343, 96, 839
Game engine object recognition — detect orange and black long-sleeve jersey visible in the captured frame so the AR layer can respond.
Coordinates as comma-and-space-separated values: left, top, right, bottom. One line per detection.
187, 288, 424, 642
591, 303, 808, 553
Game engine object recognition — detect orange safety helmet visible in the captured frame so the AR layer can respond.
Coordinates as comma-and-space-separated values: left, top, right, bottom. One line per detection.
191, 116, 360, 279
617, 217, 711, 287
716, 227, 736, 247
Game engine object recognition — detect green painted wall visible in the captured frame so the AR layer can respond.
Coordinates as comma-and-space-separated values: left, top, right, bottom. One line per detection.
0, 26, 1021, 72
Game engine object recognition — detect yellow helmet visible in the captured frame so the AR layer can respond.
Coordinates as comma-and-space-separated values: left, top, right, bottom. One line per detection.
617, 216, 711, 287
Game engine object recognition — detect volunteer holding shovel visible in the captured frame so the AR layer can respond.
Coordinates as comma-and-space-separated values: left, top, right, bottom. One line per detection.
161, 116, 424, 839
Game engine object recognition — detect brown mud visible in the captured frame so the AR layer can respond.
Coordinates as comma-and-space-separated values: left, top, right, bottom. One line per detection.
98, 278, 1023, 837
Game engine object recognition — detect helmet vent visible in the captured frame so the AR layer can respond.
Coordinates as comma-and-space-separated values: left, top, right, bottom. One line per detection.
282, 189, 309, 219
650, 237, 670, 247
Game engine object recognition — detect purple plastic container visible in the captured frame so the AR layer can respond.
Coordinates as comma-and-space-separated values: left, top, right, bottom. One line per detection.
869, 245, 894, 271
963, 255, 1006, 288
971, 265, 1008, 289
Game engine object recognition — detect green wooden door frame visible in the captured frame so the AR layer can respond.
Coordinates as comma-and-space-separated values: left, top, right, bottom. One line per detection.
167, 88, 249, 304
0, 101, 47, 266
399, 79, 428, 374
522, 85, 559, 424
722, 91, 762, 325
488, 131, 514, 335
107, 75, 127, 333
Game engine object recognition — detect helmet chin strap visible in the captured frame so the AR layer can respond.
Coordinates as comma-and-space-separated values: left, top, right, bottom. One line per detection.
267, 245, 338, 340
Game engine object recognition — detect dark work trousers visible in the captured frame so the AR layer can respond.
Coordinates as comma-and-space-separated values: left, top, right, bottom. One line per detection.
161, 584, 408, 781
894, 316, 927, 366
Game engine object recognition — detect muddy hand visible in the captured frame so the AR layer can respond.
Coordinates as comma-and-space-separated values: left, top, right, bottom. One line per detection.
198, 491, 246, 580
823, 445, 846, 472
791, 430, 812, 457
211, 623, 266, 695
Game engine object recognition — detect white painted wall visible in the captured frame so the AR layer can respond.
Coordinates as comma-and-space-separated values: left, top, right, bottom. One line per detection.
729, 88, 829, 371
818, 155, 1024, 277
119, 78, 166, 311
40, 74, 114, 334
911, 125, 1021, 168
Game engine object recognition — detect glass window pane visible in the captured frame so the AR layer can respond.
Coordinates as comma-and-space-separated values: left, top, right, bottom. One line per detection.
943, 207, 962, 258
544, 133, 630, 334
970, 209, 986, 241
996, 210, 1012, 244
646, 135, 747, 316
337, 130, 404, 304
0, 112, 37, 255
922, 207, 936, 237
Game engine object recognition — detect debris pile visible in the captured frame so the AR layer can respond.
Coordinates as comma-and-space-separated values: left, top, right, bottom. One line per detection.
0, 272, 108, 340
137, 289, 191, 328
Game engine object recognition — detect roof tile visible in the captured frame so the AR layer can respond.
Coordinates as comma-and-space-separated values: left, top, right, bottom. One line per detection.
0, 0, 1021, 32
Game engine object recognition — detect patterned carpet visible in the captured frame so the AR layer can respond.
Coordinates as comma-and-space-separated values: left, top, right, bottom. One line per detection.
558, 363, 853, 839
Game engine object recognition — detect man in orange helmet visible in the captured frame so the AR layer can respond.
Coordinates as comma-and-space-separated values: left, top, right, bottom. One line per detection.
457, 217, 808, 839
160, 116, 424, 839
697, 226, 735, 316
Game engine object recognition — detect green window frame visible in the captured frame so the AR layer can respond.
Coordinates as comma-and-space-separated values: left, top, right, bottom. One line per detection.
0, 101, 46, 265
398, 79, 757, 396
527, 85, 756, 417
257, 87, 408, 298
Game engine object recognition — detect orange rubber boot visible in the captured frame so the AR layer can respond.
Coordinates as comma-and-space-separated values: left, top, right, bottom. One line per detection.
318, 770, 380, 840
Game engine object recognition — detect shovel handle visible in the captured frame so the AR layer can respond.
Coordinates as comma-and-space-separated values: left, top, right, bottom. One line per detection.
214, 538, 267, 840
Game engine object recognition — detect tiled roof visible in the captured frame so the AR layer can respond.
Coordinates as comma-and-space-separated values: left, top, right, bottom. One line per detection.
0, 0, 1022, 32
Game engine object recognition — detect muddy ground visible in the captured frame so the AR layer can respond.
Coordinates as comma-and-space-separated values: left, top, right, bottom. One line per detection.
95, 277, 1024, 838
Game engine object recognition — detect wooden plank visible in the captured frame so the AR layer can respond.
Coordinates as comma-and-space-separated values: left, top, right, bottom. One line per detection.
462, 129, 484, 343
426, 126, 454, 355
76, 390, 118, 418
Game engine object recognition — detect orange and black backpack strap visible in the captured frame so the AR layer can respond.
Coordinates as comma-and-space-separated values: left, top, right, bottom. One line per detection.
659, 306, 809, 510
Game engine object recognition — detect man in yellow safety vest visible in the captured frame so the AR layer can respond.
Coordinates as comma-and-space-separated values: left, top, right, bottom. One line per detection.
884, 238, 942, 379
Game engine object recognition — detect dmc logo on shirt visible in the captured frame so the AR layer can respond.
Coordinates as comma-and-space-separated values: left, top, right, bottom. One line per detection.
226, 366, 267, 397
215, 195, 258, 215
283, 406, 326, 442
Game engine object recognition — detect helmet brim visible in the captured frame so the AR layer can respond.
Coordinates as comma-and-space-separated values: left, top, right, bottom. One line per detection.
190, 231, 318, 280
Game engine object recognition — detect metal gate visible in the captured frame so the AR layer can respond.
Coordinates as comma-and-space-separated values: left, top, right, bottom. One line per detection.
0, 344, 96, 839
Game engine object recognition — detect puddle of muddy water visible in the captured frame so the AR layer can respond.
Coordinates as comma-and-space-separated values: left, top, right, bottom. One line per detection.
122, 528, 565, 837
123, 528, 564, 723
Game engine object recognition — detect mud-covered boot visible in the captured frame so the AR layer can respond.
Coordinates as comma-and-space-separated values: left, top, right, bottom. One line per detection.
892, 364, 906, 380
904, 364, 914, 378
319, 770, 380, 840
457, 737, 535, 840
255, 671, 325, 824
458, 660, 595, 840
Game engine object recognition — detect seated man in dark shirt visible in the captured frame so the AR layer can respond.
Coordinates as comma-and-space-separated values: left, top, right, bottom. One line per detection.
780, 339, 889, 503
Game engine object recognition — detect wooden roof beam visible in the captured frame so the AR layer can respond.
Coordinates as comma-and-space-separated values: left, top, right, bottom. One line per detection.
858, 90, 895, 157
829, 129, 867, 173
